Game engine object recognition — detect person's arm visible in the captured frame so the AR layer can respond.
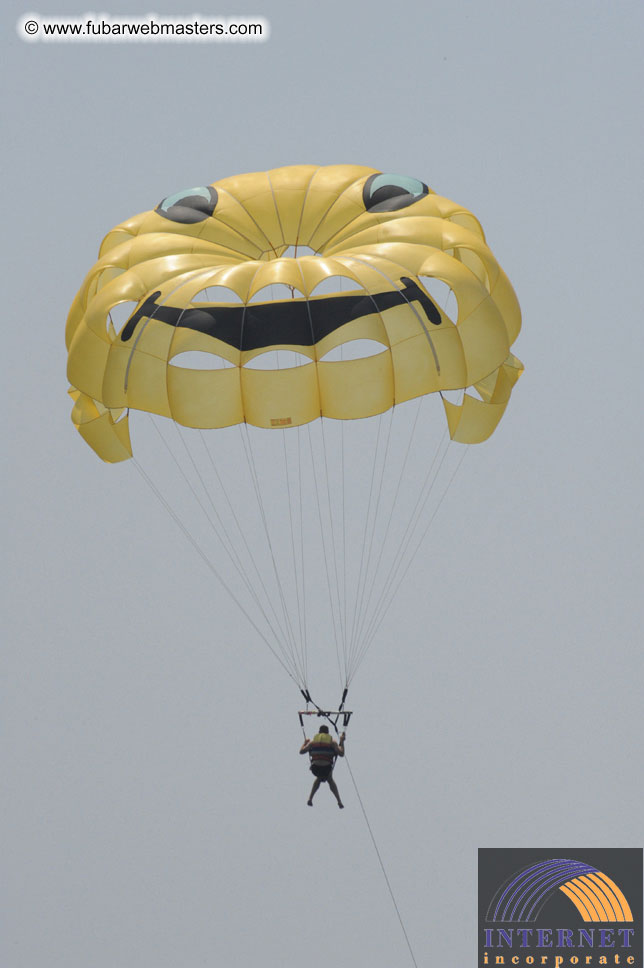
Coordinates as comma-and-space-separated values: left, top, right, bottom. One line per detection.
300, 739, 311, 754
334, 732, 346, 757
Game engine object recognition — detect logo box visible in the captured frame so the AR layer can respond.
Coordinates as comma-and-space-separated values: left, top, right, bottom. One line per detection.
478, 849, 642, 968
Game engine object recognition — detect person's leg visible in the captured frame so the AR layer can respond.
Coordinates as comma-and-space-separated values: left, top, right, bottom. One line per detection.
328, 776, 344, 808
307, 778, 321, 805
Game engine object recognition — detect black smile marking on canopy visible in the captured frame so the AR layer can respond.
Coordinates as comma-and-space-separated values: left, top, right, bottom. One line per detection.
120, 277, 442, 351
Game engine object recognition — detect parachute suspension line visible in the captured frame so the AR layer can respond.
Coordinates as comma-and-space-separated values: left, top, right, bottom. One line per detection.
333, 263, 409, 685
346, 410, 387, 676
348, 395, 425, 676
342, 254, 470, 681
306, 423, 346, 693
147, 418, 302, 683
336, 285, 352, 684
150, 417, 295, 668
274, 338, 308, 685
347, 425, 450, 683
232, 262, 304, 683
197, 429, 296, 669
345, 755, 419, 968
358, 442, 469, 670
281, 426, 308, 690
340, 393, 348, 684
239, 423, 304, 685
340, 255, 450, 658
352, 430, 452, 676
294, 257, 346, 694
130, 458, 299, 686
346, 405, 396, 679
174, 422, 282, 628
297, 425, 309, 689
320, 416, 349, 690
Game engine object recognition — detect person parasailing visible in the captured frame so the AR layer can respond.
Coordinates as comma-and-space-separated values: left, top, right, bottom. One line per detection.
300, 724, 345, 808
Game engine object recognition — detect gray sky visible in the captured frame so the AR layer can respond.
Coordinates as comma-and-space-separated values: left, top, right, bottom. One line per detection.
4, 1, 643, 966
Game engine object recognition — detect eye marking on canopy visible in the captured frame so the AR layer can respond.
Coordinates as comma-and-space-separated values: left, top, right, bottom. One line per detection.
363, 173, 429, 213
155, 185, 218, 223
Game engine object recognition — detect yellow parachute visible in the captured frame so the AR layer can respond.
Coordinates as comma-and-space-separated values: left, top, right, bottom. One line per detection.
67, 164, 521, 461
66, 164, 522, 696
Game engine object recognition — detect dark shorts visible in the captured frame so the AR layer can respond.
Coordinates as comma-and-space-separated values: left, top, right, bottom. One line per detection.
310, 763, 333, 781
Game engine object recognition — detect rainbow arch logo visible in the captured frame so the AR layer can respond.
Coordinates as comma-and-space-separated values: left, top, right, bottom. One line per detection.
486, 858, 633, 923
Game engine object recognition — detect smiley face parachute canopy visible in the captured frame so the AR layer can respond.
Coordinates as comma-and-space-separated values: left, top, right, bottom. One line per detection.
66, 164, 522, 695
